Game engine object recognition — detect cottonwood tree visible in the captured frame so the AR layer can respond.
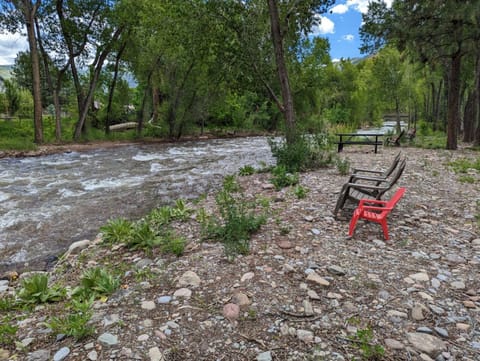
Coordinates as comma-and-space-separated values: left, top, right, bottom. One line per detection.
361, 0, 480, 150
0, 0, 43, 143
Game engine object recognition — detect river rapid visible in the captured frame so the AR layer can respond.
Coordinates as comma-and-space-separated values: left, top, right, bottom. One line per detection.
0, 137, 274, 273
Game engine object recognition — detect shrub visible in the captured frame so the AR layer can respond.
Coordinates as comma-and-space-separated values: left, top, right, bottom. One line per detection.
238, 165, 256, 176
270, 165, 299, 190
201, 176, 266, 260
336, 157, 351, 175
159, 231, 187, 256
269, 133, 335, 172
293, 185, 308, 199
100, 218, 134, 244
74, 267, 120, 299
17, 273, 66, 304
0, 316, 17, 346
48, 297, 95, 340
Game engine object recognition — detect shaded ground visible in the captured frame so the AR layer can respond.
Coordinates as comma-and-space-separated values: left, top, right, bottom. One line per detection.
1, 145, 479, 361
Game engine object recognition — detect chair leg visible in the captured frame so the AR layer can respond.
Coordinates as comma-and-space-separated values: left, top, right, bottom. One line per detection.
333, 185, 349, 217
348, 208, 361, 237
380, 219, 389, 240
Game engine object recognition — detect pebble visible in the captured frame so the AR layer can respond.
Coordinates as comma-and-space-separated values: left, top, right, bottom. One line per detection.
97, 333, 118, 347
327, 265, 346, 276
256, 351, 272, 361
306, 272, 330, 287
141, 301, 156, 310
297, 329, 314, 342
87, 351, 98, 361
177, 271, 201, 287
223, 303, 240, 322
409, 272, 430, 282
157, 295, 172, 304
450, 281, 466, 290
406, 332, 446, 358
53, 347, 70, 361
232, 292, 250, 307
434, 327, 449, 338
26, 350, 50, 361
240, 272, 255, 282
174, 288, 192, 298
148, 347, 165, 361
384, 338, 404, 350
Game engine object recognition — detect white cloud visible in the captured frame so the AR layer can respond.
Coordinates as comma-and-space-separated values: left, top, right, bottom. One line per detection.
312, 16, 335, 35
330, 4, 349, 14
0, 31, 28, 65
331, 0, 393, 15
342, 34, 355, 41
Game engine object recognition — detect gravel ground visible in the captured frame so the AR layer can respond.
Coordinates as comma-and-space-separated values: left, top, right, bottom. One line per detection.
1, 145, 479, 361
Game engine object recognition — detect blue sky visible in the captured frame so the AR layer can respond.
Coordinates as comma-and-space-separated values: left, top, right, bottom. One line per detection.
0, 1, 392, 66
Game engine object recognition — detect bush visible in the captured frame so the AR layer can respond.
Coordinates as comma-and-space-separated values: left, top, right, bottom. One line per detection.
201, 176, 266, 260
270, 165, 299, 190
48, 297, 95, 340
18, 273, 66, 304
269, 133, 335, 172
100, 218, 134, 244
73, 267, 120, 299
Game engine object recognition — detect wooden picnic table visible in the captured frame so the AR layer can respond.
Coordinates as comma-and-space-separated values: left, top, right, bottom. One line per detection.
335, 133, 384, 154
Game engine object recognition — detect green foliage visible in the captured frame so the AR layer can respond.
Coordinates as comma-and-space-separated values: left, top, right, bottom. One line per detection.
349, 327, 385, 360
100, 218, 134, 244
47, 297, 95, 340
335, 157, 351, 175
293, 185, 308, 199
447, 158, 480, 173
17, 273, 66, 304
270, 165, 299, 190
0, 295, 18, 311
269, 133, 335, 173
74, 267, 120, 299
127, 221, 161, 251
0, 316, 17, 346
201, 176, 266, 260
171, 199, 193, 221
159, 231, 186, 256
238, 165, 256, 176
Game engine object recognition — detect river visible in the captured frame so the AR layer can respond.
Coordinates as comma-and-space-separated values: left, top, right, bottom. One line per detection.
0, 137, 274, 273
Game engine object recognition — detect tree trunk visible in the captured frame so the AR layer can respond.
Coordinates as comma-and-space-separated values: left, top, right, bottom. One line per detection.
267, 0, 295, 143
23, 0, 43, 144
473, 53, 480, 146
105, 41, 127, 135
463, 90, 475, 142
446, 52, 462, 150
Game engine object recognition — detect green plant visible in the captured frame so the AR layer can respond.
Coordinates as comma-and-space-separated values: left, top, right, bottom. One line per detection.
349, 327, 385, 360
148, 206, 174, 229
0, 295, 19, 311
202, 177, 266, 260
0, 316, 17, 346
269, 133, 335, 172
17, 273, 66, 304
336, 157, 350, 175
459, 175, 476, 183
100, 218, 133, 244
48, 297, 95, 340
293, 185, 308, 199
270, 165, 299, 190
159, 231, 187, 256
238, 165, 256, 176
127, 221, 161, 251
448, 158, 480, 173
171, 199, 193, 221
74, 267, 120, 299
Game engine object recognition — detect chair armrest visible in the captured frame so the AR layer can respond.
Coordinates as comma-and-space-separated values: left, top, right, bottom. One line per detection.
361, 205, 394, 212
348, 182, 390, 191
352, 168, 383, 175
358, 199, 388, 207
350, 174, 388, 182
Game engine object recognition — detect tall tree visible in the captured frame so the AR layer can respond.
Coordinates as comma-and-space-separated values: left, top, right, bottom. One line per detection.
361, 0, 480, 150
0, 0, 43, 143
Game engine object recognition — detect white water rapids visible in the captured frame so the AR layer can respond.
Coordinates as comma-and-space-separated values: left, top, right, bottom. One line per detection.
0, 137, 274, 273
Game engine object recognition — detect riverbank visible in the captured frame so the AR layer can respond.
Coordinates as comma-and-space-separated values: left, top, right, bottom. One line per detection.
1, 145, 479, 360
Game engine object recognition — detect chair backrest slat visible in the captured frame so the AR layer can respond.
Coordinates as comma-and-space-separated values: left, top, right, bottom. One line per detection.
385, 187, 406, 208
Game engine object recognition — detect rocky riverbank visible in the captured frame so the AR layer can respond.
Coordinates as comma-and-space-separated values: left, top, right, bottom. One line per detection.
1, 145, 479, 361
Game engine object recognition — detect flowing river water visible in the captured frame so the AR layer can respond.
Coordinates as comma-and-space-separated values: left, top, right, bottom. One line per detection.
0, 137, 274, 274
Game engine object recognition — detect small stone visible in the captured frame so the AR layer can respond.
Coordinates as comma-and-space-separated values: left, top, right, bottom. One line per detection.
135, 258, 153, 269
97, 333, 118, 347
232, 292, 250, 307
87, 351, 98, 361
141, 301, 156, 310
445, 254, 465, 264
456, 323, 470, 331
387, 310, 408, 319
406, 332, 446, 358
256, 351, 272, 361
177, 271, 201, 287
327, 265, 346, 276
297, 329, 314, 342
65, 240, 90, 256
418, 292, 434, 301
138, 334, 149, 341
103, 314, 120, 327
303, 299, 314, 316
306, 272, 330, 287
307, 289, 320, 300
450, 281, 465, 290
411, 304, 426, 321
463, 300, 476, 308
384, 338, 404, 350
223, 303, 240, 322
278, 240, 293, 249
417, 327, 433, 334
148, 347, 165, 361
434, 327, 449, 338
409, 272, 429, 282
311, 228, 321, 235
240, 272, 255, 282
428, 305, 445, 315
26, 350, 50, 361
173, 288, 192, 298
157, 296, 172, 304
0, 349, 9, 361
53, 347, 70, 361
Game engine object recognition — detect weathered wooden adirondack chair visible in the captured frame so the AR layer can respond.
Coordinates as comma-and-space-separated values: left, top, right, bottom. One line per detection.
385, 130, 405, 146
333, 158, 406, 218
348, 187, 406, 240
350, 151, 402, 180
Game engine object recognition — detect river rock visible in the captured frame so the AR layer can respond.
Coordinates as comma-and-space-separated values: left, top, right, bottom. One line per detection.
223, 303, 240, 322
98, 333, 118, 347
306, 272, 330, 287
26, 350, 50, 361
406, 332, 446, 357
232, 292, 250, 307
148, 347, 165, 361
256, 351, 272, 361
65, 240, 90, 256
53, 347, 70, 361
384, 338, 404, 350
177, 271, 201, 287
174, 288, 192, 298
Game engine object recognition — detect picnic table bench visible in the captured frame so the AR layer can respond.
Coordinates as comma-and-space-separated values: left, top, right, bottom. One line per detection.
335, 133, 384, 154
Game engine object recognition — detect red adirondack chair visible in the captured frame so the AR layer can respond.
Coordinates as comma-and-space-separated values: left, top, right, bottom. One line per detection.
348, 187, 406, 240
